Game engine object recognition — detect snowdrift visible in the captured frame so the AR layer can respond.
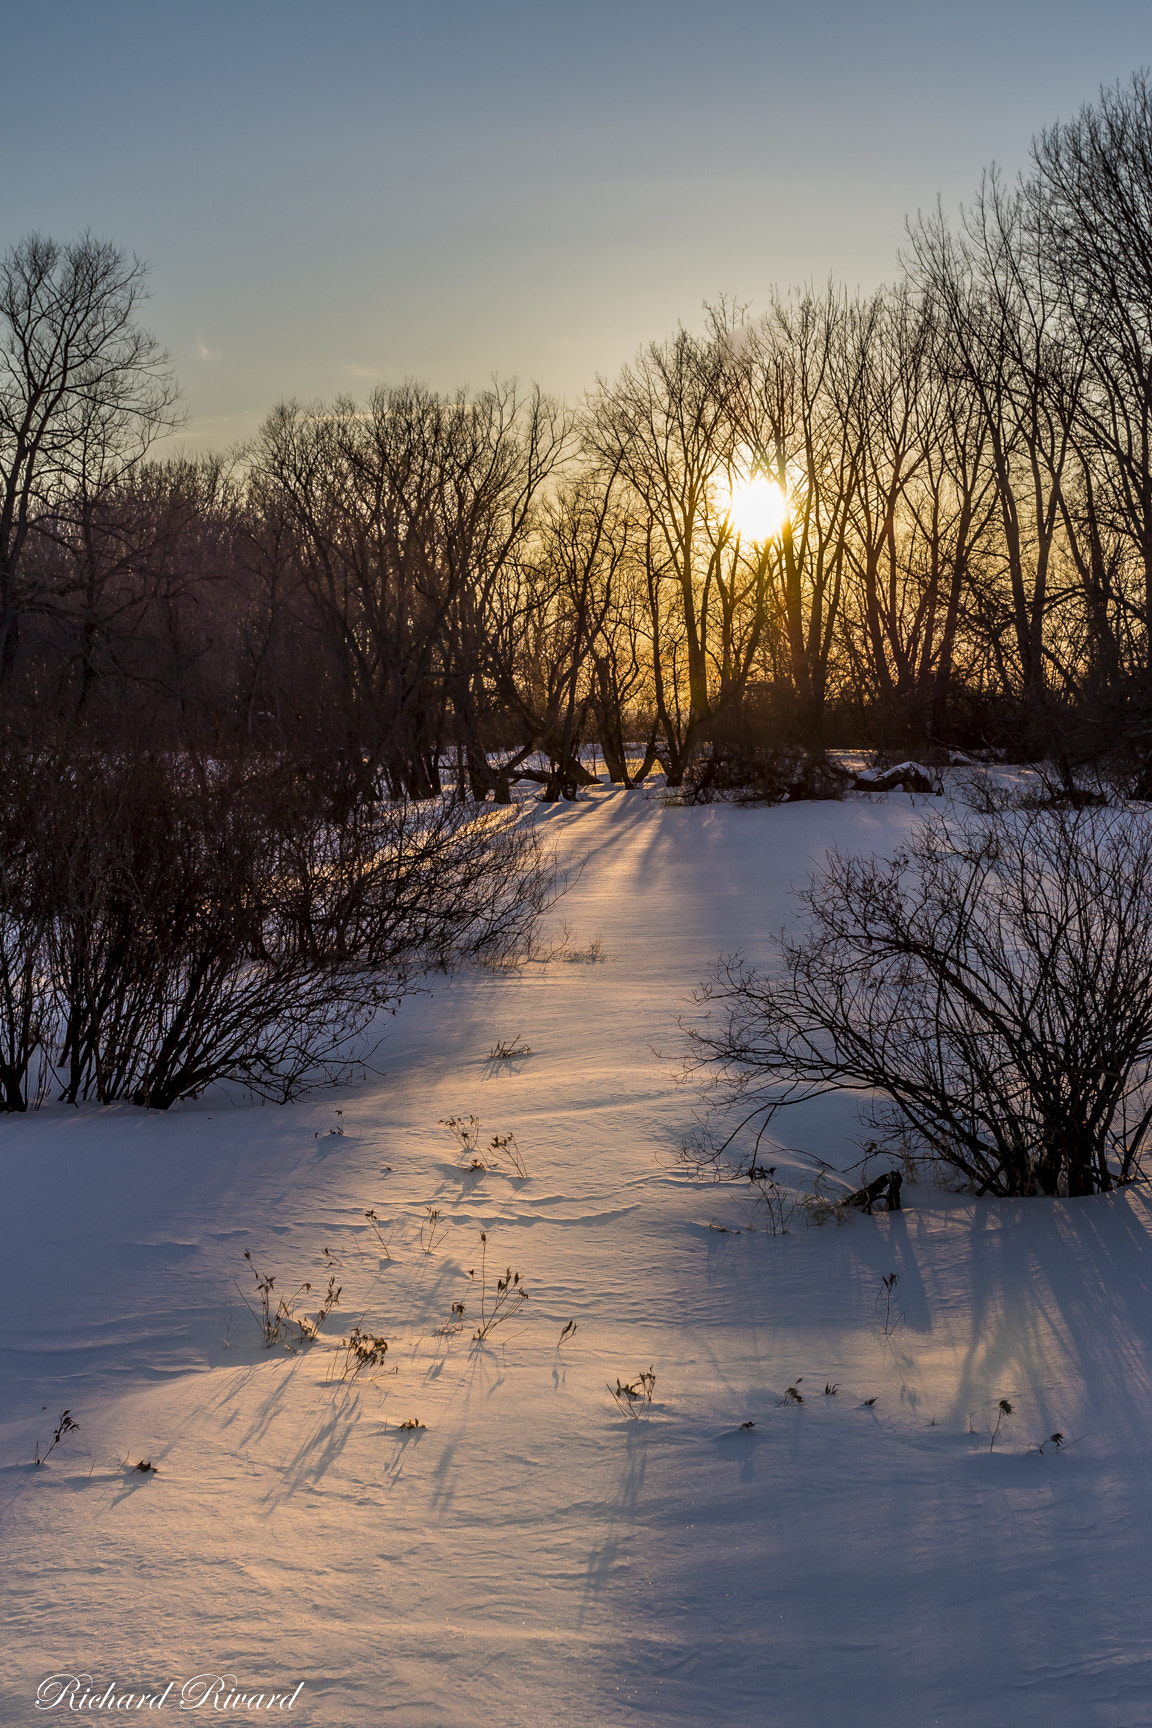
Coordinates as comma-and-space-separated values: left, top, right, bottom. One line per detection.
2, 785, 1150, 1727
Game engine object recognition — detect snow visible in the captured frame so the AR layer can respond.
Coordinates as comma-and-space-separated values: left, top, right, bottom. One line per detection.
3, 785, 1152, 1726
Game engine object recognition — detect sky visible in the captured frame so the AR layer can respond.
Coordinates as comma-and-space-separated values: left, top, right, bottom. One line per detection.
3, 0, 1151, 452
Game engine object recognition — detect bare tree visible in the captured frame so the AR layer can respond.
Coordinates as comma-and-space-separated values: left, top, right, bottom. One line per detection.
255, 381, 568, 809
838, 287, 940, 740
0, 234, 180, 685
591, 323, 778, 780
725, 288, 864, 748
1032, 74, 1152, 632
588, 544, 654, 784
907, 180, 1087, 750
486, 473, 628, 801
589, 326, 733, 782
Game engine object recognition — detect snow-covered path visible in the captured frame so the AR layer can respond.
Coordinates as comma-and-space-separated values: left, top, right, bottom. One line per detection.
3, 787, 1151, 1726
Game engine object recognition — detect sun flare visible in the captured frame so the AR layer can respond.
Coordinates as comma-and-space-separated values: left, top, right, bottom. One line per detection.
719, 470, 788, 543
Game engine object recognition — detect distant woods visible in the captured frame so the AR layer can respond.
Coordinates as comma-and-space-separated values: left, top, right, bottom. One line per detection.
7, 76, 1152, 796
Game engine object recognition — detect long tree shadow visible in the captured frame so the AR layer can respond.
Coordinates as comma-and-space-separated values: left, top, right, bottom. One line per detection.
580, 1420, 653, 1615
258, 1384, 364, 1510
944, 1189, 1152, 1443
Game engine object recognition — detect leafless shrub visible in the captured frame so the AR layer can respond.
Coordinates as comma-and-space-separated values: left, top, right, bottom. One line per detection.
42, 754, 370, 1107
862, 1127, 931, 1189
274, 789, 558, 980
0, 746, 74, 1110
688, 804, 1152, 1197
953, 770, 1015, 815
0, 742, 556, 1112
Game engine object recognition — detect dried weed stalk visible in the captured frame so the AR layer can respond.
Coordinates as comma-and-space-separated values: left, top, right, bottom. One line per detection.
989, 1398, 1013, 1451
876, 1272, 903, 1337
35, 1409, 79, 1466
489, 1037, 533, 1061
441, 1115, 528, 1178
420, 1207, 446, 1255
466, 1231, 528, 1341
239, 1251, 341, 1349
608, 1368, 656, 1418
363, 1208, 394, 1259
330, 1326, 390, 1381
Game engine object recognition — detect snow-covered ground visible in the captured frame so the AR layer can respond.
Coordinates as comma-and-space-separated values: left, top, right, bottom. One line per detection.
3, 785, 1152, 1727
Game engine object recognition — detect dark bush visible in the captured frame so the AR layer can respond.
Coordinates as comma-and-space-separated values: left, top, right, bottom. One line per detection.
689, 804, 1152, 1197
0, 746, 553, 1111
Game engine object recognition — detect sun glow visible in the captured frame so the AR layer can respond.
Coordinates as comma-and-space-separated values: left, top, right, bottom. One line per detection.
718, 470, 788, 543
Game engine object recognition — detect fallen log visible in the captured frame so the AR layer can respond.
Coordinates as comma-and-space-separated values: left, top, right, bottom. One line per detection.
853, 762, 939, 795
844, 1170, 903, 1213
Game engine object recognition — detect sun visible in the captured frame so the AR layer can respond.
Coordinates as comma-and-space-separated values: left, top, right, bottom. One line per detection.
718, 470, 788, 543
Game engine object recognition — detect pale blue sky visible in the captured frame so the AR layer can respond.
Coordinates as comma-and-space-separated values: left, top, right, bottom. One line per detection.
3, 1, 1150, 449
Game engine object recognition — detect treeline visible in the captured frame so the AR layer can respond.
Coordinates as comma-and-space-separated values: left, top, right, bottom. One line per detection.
7, 76, 1152, 803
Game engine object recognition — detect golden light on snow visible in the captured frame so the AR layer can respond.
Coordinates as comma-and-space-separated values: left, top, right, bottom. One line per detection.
718, 470, 789, 543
